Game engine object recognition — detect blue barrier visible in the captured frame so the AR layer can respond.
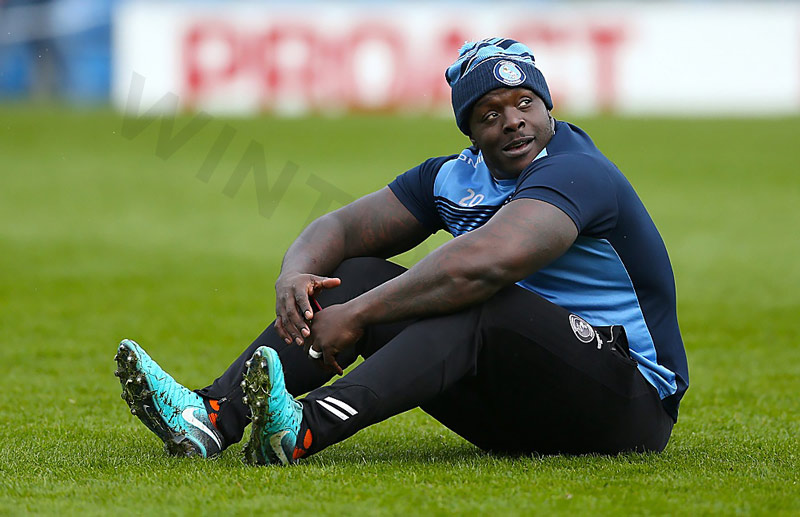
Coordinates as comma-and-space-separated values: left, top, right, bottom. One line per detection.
0, 0, 116, 101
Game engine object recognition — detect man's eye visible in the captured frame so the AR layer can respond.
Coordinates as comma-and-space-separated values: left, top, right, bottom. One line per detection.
483, 112, 498, 121
519, 98, 531, 107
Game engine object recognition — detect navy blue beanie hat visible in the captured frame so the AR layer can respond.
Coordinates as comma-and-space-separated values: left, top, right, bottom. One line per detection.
446, 38, 552, 135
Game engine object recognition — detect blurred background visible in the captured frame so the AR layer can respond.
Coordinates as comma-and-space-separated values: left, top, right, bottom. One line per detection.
0, 0, 115, 103
2, 0, 799, 116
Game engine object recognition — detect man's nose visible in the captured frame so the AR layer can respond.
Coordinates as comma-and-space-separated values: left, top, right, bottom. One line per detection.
503, 109, 525, 132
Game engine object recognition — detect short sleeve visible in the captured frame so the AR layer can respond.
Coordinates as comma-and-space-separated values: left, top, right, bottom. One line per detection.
512, 154, 618, 237
388, 155, 454, 232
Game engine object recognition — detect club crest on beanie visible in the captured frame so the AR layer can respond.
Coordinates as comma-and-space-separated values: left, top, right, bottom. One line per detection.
445, 38, 552, 135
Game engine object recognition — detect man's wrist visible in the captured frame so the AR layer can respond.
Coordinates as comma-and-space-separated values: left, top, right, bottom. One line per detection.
343, 295, 377, 329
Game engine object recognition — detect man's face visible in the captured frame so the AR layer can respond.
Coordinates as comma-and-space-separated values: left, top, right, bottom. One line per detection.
468, 88, 554, 180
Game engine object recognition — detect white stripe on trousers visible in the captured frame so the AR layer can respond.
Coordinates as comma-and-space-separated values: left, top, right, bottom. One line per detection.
316, 399, 349, 421
324, 396, 358, 416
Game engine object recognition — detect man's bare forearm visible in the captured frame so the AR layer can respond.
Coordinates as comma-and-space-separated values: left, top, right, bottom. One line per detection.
343, 199, 578, 327
279, 214, 348, 277
280, 188, 431, 278
346, 234, 511, 327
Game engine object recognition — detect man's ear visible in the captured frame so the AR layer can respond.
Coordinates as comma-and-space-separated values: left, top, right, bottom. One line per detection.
469, 136, 478, 148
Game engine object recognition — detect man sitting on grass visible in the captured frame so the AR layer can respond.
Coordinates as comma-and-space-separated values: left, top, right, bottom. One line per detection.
115, 38, 688, 464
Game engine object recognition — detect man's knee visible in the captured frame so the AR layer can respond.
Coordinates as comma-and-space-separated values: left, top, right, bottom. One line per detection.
331, 257, 406, 286
313, 258, 406, 308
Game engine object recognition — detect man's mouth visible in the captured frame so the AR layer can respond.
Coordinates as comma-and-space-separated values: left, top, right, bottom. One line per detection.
502, 136, 535, 157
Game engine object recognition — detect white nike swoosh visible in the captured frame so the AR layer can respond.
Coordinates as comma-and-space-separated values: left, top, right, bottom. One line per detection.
182, 407, 222, 449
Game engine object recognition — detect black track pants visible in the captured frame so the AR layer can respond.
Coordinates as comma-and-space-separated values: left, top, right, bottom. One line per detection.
197, 257, 673, 456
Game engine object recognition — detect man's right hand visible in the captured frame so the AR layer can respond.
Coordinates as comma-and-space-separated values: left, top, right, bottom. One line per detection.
274, 273, 341, 346
271, 187, 430, 346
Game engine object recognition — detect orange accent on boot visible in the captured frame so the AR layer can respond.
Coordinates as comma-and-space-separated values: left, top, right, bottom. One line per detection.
292, 447, 307, 460
205, 399, 221, 429
303, 429, 313, 449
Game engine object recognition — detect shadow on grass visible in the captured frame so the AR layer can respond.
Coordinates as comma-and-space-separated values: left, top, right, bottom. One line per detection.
294, 439, 676, 470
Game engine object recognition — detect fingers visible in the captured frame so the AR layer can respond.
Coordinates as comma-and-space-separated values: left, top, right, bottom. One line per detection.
274, 315, 297, 345
302, 333, 315, 355
310, 276, 341, 297
298, 276, 339, 323
275, 274, 339, 346
296, 290, 315, 322
287, 307, 308, 346
292, 291, 313, 338
305, 342, 327, 372
322, 345, 343, 376
274, 317, 288, 343
276, 295, 309, 346
320, 277, 341, 289
276, 304, 305, 345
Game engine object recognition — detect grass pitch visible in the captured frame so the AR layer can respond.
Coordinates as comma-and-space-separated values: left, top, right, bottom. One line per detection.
0, 106, 798, 515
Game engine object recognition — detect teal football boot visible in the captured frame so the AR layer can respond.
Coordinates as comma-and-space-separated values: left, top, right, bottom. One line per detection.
115, 339, 224, 457
242, 346, 303, 466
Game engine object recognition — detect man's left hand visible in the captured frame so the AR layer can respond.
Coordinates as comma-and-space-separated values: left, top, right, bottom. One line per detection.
305, 303, 364, 375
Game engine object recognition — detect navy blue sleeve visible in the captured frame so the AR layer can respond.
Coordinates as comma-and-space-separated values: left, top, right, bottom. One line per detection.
512, 154, 618, 237
388, 155, 455, 232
